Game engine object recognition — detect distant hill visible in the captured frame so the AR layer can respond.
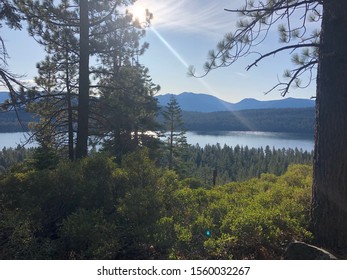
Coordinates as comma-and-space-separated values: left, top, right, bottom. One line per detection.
0, 109, 34, 132
156, 92, 232, 112
0, 91, 315, 134
156, 92, 315, 112
0, 92, 35, 132
181, 108, 315, 134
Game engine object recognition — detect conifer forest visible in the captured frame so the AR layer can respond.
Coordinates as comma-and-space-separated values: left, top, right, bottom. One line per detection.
0, 1, 346, 259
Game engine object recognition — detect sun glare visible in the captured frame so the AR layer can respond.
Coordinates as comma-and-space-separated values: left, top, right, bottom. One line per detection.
129, 4, 148, 25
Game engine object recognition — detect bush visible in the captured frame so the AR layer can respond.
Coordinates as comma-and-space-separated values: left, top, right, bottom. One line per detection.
159, 164, 313, 259
59, 209, 120, 259
0, 156, 313, 259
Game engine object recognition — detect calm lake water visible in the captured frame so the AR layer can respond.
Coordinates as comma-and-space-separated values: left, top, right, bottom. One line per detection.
0, 131, 314, 151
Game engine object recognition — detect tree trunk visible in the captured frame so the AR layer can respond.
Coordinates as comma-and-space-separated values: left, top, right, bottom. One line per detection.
76, 0, 90, 159
311, 0, 347, 256
67, 85, 74, 161
64, 40, 74, 161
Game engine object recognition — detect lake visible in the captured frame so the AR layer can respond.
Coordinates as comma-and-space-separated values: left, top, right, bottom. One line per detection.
0, 131, 314, 151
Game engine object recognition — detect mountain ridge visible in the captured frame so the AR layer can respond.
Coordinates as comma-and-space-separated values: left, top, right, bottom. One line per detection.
156, 92, 315, 112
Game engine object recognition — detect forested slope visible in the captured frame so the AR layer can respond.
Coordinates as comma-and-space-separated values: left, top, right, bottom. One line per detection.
1, 107, 314, 134
178, 144, 313, 185
182, 108, 314, 133
0, 149, 312, 259
0, 110, 34, 132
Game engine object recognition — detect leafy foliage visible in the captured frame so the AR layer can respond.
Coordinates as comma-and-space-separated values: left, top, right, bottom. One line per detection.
0, 146, 34, 174
157, 164, 313, 259
0, 148, 313, 259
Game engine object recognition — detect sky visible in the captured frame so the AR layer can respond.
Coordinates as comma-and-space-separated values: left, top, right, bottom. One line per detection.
1, 0, 319, 103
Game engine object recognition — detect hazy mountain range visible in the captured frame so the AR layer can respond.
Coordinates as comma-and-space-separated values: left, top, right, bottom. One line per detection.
157, 92, 315, 112
1, 91, 315, 113
0, 91, 315, 134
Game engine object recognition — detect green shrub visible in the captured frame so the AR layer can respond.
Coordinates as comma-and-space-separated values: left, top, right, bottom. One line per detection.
160, 164, 313, 259
59, 209, 120, 259
0, 156, 313, 259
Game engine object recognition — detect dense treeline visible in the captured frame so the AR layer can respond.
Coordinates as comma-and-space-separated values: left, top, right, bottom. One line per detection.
0, 147, 34, 174
0, 149, 312, 259
181, 107, 314, 133
0, 110, 34, 132
178, 144, 313, 185
0, 143, 313, 182
1, 106, 314, 134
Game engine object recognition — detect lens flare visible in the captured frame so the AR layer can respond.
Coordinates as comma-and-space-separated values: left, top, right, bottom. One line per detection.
150, 27, 255, 130
129, 4, 148, 25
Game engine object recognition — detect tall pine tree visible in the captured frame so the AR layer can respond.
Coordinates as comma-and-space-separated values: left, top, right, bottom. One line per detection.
162, 95, 187, 170
28, 22, 79, 159
89, 8, 159, 161
17, 0, 155, 159
191, 0, 347, 255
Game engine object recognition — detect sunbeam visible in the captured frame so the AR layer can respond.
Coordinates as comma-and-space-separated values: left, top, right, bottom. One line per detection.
134, 0, 242, 38
150, 26, 255, 130
150, 27, 189, 68
150, 27, 218, 98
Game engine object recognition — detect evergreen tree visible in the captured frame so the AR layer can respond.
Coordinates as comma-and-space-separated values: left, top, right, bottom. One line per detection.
89, 10, 160, 161
16, 0, 139, 159
0, 0, 24, 118
16, 0, 158, 160
311, 0, 347, 255
76, 0, 89, 159
0, 0, 22, 86
162, 95, 187, 170
97, 65, 160, 162
28, 25, 79, 160
191, 0, 347, 255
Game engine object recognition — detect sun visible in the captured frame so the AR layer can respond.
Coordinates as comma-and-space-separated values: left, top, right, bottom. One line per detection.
129, 4, 149, 25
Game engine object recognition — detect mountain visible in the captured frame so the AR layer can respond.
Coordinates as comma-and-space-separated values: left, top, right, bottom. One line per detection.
181, 108, 315, 134
156, 92, 315, 112
156, 92, 233, 112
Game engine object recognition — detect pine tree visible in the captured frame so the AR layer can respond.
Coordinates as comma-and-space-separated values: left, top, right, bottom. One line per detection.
16, 0, 155, 159
96, 65, 160, 162
28, 22, 79, 160
0, 0, 22, 84
88, 5, 159, 161
0, 0, 24, 116
311, 0, 347, 256
162, 95, 187, 170
191, 0, 347, 255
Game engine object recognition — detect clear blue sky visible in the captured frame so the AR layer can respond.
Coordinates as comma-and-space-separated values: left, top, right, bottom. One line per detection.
1, 0, 317, 103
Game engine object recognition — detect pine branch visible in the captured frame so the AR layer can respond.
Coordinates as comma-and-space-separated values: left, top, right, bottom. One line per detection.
246, 43, 319, 70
